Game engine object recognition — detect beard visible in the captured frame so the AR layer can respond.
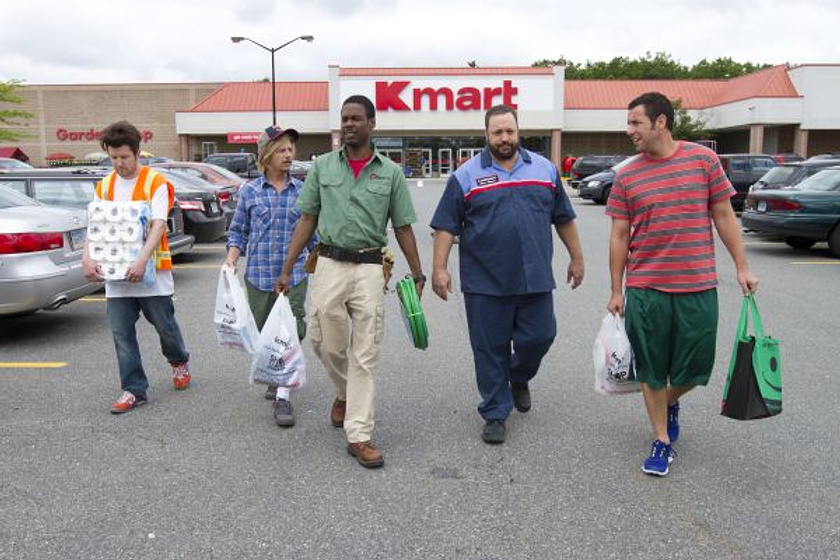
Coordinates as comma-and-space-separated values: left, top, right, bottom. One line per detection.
488, 141, 519, 162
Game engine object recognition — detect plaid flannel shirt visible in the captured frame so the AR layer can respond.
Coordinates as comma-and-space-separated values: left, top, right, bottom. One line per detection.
226, 174, 311, 291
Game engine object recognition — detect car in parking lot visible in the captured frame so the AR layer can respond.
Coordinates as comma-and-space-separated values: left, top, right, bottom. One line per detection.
290, 160, 313, 182
741, 166, 840, 256
0, 186, 101, 317
569, 155, 627, 189
154, 163, 240, 226
578, 157, 634, 204
0, 157, 33, 171
749, 159, 840, 192
0, 168, 195, 256
164, 172, 228, 242
203, 153, 259, 179
718, 153, 778, 210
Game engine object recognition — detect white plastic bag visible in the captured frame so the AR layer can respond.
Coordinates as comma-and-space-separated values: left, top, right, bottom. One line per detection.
593, 313, 641, 395
250, 295, 306, 389
214, 266, 259, 353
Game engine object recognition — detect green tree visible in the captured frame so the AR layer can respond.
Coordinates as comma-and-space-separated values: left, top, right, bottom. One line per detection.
532, 53, 769, 80
0, 80, 33, 142
671, 99, 709, 141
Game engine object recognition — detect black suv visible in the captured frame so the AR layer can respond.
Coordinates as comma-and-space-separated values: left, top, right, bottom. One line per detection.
203, 153, 259, 179
569, 155, 627, 189
0, 167, 194, 256
718, 154, 777, 211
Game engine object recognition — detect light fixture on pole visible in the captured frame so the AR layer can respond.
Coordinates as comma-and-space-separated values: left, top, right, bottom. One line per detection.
230, 35, 314, 126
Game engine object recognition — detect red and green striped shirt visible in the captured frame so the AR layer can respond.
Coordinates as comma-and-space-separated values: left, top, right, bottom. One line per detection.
606, 142, 735, 293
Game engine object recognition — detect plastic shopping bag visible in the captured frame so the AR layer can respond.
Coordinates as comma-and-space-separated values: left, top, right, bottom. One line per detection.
721, 294, 782, 420
250, 295, 306, 389
213, 266, 259, 353
593, 313, 640, 395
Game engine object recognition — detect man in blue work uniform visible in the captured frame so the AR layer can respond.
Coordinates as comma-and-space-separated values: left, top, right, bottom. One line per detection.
430, 104, 585, 444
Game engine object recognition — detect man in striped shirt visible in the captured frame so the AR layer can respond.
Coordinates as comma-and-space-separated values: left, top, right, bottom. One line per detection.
606, 92, 759, 477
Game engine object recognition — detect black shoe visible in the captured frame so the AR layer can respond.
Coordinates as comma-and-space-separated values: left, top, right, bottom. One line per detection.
264, 385, 278, 400
482, 420, 506, 444
273, 398, 295, 427
511, 383, 531, 413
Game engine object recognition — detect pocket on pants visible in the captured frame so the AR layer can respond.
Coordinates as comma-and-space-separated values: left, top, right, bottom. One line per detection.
309, 308, 323, 345
374, 304, 384, 344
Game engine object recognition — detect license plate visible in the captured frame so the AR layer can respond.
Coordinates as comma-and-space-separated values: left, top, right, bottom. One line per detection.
69, 228, 86, 251
757, 201, 767, 212
209, 202, 219, 214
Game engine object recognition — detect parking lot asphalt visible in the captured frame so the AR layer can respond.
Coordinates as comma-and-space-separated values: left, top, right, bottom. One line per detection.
1, 179, 839, 560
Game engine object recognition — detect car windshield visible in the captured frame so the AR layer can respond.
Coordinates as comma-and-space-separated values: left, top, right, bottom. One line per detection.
758, 166, 800, 185
0, 185, 39, 208
611, 157, 632, 171
0, 159, 32, 169
797, 169, 840, 191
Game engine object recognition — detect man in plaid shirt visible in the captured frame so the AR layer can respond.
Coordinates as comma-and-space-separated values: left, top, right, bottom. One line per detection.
225, 126, 313, 427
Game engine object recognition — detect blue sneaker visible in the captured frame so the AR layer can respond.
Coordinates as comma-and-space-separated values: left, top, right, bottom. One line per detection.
668, 401, 680, 443
641, 439, 675, 477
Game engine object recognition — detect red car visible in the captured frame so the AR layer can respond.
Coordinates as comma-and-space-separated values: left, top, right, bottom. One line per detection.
153, 162, 243, 225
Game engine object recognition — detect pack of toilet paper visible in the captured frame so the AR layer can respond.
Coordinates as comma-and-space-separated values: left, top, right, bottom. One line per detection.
88, 201, 155, 284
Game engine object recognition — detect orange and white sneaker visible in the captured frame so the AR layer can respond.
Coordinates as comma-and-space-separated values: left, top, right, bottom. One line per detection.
110, 391, 147, 414
172, 361, 191, 391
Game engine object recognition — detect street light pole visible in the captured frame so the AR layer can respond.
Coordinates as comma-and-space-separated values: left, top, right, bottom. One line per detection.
230, 35, 314, 126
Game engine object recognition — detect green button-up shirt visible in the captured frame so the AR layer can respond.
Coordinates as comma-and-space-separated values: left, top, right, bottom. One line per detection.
296, 146, 417, 250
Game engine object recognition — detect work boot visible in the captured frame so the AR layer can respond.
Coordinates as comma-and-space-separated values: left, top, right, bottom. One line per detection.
330, 398, 346, 428
511, 382, 531, 412
347, 441, 384, 468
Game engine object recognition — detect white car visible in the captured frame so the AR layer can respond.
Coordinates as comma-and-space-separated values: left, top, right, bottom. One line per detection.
0, 186, 101, 317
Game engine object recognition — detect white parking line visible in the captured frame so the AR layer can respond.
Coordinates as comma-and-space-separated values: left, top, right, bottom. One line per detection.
791, 260, 840, 265
0, 362, 68, 369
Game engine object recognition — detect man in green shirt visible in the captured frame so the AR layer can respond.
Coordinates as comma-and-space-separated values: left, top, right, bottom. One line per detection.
277, 95, 425, 469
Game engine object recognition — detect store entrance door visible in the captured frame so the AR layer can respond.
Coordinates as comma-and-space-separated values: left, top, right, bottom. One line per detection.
379, 149, 404, 166
438, 148, 452, 177
457, 148, 483, 169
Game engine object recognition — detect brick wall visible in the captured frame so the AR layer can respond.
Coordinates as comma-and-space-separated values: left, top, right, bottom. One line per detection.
0, 83, 220, 165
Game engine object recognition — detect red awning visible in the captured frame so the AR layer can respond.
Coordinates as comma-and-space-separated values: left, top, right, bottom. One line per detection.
45, 152, 76, 161
0, 147, 29, 161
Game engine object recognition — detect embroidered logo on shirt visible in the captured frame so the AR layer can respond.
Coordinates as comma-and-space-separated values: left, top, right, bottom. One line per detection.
369, 173, 381, 180
476, 174, 500, 186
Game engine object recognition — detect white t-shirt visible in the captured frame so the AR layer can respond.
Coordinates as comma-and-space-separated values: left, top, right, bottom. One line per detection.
100, 173, 175, 298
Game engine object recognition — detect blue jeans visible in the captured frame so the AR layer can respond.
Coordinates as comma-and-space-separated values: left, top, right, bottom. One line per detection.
464, 292, 556, 420
106, 296, 190, 398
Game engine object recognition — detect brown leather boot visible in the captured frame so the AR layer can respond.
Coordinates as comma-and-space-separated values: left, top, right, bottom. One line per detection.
330, 398, 346, 428
347, 441, 384, 468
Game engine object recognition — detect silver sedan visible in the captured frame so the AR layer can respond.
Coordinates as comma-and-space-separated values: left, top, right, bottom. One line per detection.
0, 186, 101, 317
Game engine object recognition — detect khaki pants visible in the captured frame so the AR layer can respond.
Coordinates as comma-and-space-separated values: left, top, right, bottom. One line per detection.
308, 256, 385, 443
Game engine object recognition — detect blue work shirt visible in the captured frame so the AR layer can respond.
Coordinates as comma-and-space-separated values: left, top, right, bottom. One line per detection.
226, 173, 311, 291
430, 148, 576, 296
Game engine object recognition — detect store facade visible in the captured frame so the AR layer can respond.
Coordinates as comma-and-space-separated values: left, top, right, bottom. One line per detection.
4, 64, 840, 169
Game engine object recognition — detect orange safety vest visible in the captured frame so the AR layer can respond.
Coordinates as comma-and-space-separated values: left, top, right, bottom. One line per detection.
94, 166, 174, 270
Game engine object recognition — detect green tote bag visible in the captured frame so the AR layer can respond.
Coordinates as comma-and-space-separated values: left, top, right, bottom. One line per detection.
721, 294, 782, 420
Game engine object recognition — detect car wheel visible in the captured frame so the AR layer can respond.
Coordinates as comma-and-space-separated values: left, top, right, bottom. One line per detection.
828, 224, 840, 258
785, 236, 817, 249
598, 186, 612, 205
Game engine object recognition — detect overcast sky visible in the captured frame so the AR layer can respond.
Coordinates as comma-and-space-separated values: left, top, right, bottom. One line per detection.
1, 0, 838, 85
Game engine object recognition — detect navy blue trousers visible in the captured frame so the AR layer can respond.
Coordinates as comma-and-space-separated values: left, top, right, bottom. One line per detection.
464, 292, 556, 420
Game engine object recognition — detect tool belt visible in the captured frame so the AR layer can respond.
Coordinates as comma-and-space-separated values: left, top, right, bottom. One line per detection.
318, 243, 383, 265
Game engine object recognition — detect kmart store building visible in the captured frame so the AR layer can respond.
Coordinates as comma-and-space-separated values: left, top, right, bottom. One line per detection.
6, 64, 840, 173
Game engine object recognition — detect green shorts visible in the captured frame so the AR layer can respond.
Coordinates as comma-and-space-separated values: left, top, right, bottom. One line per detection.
624, 287, 718, 390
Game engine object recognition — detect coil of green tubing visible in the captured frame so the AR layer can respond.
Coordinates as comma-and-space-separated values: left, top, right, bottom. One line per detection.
396, 274, 428, 350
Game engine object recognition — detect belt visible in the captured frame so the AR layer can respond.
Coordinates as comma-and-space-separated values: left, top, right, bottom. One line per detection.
319, 243, 382, 265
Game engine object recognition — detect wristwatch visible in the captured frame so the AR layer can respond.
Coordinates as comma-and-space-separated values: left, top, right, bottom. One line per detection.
412, 272, 427, 283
